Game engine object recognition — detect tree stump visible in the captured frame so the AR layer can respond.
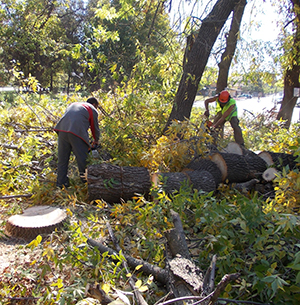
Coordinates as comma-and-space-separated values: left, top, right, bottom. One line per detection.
5, 206, 67, 240
87, 163, 151, 203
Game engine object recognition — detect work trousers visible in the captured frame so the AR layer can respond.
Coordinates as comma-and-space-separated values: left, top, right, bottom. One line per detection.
56, 131, 89, 187
213, 112, 244, 146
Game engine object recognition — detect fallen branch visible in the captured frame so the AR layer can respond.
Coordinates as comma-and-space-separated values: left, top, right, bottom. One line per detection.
165, 210, 191, 260
208, 273, 240, 304
87, 238, 168, 285
0, 194, 33, 200
105, 218, 148, 305
1, 144, 19, 150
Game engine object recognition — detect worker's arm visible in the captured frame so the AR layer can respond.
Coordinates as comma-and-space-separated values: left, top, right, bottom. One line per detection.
213, 104, 235, 128
204, 95, 218, 117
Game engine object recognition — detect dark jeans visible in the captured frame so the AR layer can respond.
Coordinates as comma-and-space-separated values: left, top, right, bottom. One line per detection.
56, 132, 89, 187
213, 112, 244, 146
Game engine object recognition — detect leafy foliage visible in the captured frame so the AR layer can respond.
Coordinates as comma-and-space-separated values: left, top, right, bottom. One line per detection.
1, 90, 300, 305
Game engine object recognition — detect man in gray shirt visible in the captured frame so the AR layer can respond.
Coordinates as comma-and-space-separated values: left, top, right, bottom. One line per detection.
54, 97, 100, 188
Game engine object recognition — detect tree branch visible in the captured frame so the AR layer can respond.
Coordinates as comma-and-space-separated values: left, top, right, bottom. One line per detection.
87, 238, 168, 285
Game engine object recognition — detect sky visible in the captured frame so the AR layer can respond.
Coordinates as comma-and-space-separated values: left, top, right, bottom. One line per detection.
169, 0, 281, 43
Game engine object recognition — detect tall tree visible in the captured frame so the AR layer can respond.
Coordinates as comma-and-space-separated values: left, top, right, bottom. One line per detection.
80, 0, 173, 91
277, 0, 300, 128
216, 0, 246, 93
163, 0, 240, 132
0, 0, 65, 88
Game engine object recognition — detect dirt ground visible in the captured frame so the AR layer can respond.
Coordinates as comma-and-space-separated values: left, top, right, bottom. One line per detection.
0, 235, 30, 274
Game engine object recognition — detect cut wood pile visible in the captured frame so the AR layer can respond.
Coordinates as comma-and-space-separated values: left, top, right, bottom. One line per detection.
87, 142, 299, 204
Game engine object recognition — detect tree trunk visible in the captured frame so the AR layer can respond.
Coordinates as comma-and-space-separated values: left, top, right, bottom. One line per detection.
277, 0, 300, 128
163, 0, 240, 133
216, 0, 246, 92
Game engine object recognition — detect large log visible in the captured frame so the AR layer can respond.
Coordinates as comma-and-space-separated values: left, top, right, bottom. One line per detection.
152, 170, 216, 195
210, 153, 254, 183
183, 157, 223, 186
221, 142, 268, 174
87, 163, 151, 203
243, 150, 268, 174
264, 151, 298, 170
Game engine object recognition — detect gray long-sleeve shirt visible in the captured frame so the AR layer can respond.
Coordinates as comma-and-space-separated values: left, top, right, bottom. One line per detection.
54, 102, 100, 146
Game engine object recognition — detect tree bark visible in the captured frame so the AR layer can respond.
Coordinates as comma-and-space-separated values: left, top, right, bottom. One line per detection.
152, 170, 216, 194
216, 0, 246, 92
87, 163, 151, 203
277, 0, 300, 128
184, 158, 223, 186
211, 152, 254, 183
163, 0, 240, 133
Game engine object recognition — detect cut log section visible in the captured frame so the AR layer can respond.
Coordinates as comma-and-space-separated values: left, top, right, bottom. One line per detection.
262, 168, 279, 182
266, 151, 298, 170
221, 143, 268, 173
211, 153, 253, 183
221, 142, 243, 155
243, 150, 268, 173
210, 153, 227, 182
183, 157, 223, 186
258, 151, 298, 170
233, 179, 259, 194
258, 151, 274, 166
152, 170, 216, 194
5, 205, 67, 240
87, 163, 151, 203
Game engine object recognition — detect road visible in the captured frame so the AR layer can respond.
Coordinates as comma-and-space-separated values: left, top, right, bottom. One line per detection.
194, 95, 300, 123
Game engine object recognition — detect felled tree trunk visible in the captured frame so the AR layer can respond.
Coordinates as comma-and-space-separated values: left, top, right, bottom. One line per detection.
152, 170, 216, 195
87, 163, 151, 203
183, 157, 223, 186
221, 142, 268, 175
243, 150, 268, 173
211, 152, 254, 183
265, 151, 298, 170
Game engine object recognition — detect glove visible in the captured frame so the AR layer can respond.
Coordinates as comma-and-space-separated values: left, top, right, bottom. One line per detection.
207, 121, 213, 128
90, 141, 101, 150
204, 110, 210, 117
92, 144, 101, 150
